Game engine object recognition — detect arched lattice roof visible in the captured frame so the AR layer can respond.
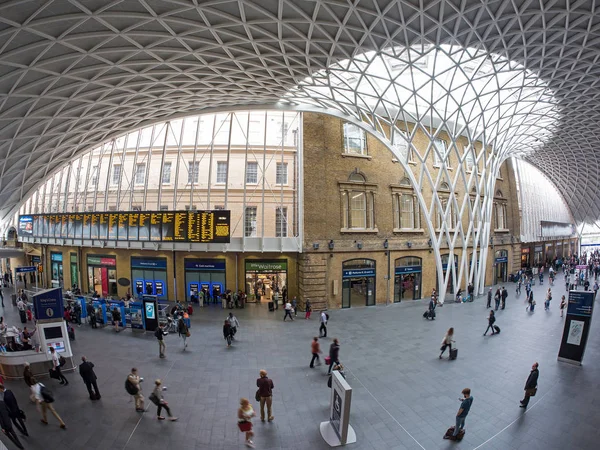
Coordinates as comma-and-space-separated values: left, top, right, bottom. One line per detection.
1, 1, 599, 225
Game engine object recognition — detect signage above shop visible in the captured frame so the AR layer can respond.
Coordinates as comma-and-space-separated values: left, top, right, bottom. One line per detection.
130, 257, 167, 270
342, 268, 375, 278
51, 253, 63, 262
245, 261, 287, 272
394, 265, 421, 274
87, 256, 117, 266
185, 259, 226, 271
495, 257, 508, 263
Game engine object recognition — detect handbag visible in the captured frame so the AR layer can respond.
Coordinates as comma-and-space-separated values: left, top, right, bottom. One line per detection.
255, 389, 261, 402
186, 330, 191, 337
238, 421, 252, 432
525, 387, 537, 397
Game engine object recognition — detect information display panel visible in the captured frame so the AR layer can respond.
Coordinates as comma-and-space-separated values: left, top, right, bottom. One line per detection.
19, 211, 230, 243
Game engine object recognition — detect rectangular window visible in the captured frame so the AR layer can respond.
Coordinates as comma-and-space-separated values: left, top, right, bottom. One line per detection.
246, 162, 258, 184
400, 194, 415, 229
91, 166, 98, 186
108, 205, 117, 211
392, 131, 413, 162
464, 147, 474, 171
112, 164, 121, 185
216, 161, 228, 184
276, 162, 288, 185
132, 205, 142, 211
276, 207, 287, 237
244, 206, 257, 237
343, 123, 367, 155
188, 161, 199, 184
433, 139, 447, 166
162, 162, 171, 184
349, 192, 367, 228
134, 163, 146, 185
160, 205, 169, 211
214, 205, 225, 210
184, 205, 198, 211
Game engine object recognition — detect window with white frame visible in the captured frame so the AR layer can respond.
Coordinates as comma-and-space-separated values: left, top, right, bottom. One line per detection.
184, 204, 198, 211
464, 146, 475, 171
246, 161, 258, 184
392, 178, 420, 230
244, 206, 257, 237
343, 122, 367, 155
216, 161, 228, 184
91, 166, 98, 186
494, 191, 507, 229
112, 164, 121, 185
188, 161, 199, 183
135, 163, 146, 185
160, 205, 169, 211
132, 205, 142, 211
392, 130, 414, 163
161, 162, 171, 184
437, 198, 456, 230
276, 207, 287, 237
340, 172, 376, 231
433, 138, 448, 166
276, 162, 288, 185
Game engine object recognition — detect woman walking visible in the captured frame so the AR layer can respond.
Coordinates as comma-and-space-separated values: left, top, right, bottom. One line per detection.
483, 310, 496, 336
238, 398, 256, 448
560, 295, 566, 317
150, 379, 178, 421
305, 299, 312, 319
177, 316, 189, 350
439, 328, 454, 359
544, 288, 552, 310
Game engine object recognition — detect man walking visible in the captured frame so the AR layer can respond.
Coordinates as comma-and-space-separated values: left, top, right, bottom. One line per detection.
283, 301, 294, 321
452, 388, 473, 438
127, 368, 145, 412
49, 347, 68, 385
0, 384, 28, 436
328, 338, 340, 374
494, 288, 501, 311
486, 287, 492, 308
31, 378, 66, 429
0, 392, 24, 449
501, 286, 508, 310
155, 323, 167, 358
79, 356, 100, 400
520, 362, 539, 408
319, 310, 328, 337
256, 369, 274, 422
310, 336, 321, 368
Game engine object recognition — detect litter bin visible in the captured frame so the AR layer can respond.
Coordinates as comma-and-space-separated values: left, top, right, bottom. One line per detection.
268, 301, 275, 312
11, 294, 17, 306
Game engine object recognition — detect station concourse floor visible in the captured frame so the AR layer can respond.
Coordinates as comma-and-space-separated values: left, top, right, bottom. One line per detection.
0, 277, 599, 450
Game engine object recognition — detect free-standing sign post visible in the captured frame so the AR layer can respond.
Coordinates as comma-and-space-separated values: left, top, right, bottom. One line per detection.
320, 371, 357, 447
15, 266, 38, 293
32, 287, 64, 321
142, 295, 159, 332
558, 290, 595, 365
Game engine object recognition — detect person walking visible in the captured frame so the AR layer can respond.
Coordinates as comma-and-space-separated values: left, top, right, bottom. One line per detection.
0, 394, 24, 449
127, 368, 144, 412
544, 288, 552, 310
0, 384, 28, 436
31, 378, 66, 429
227, 312, 240, 338
23, 362, 36, 403
327, 338, 340, 374
154, 323, 167, 358
486, 287, 492, 308
112, 307, 121, 332
494, 288, 501, 311
79, 356, 100, 400
283, 301, 294, 321
49, 346, 68, 385
177, 316, 189, 350
0, 289, 4, 308
501, 286, 508, 310
483, 310, 496, 336
594, 281, 599, 299
150, 379, 178, 421
256, 370, 274, 422
310, 336, 322, 368
560, 295, 566, 317
520, 362, 539, 408
439, 328, 454, 359
526, 289, 535, 312
305, 299, 312, 320
452, 388, 473, 438
319, 310, 328, 337
237, 398, 256, 448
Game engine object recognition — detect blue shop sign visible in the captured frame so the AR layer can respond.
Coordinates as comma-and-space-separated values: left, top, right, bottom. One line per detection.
395, 265, 422, 275
31, 256, 41, 263
51, 253, 63, 262
16, 266, 37, 273
185, 259, 226, 271
131, 257, 167, 270
495, 257, 508, 263
567, 291, 594, 317
32, 288, 64, 321
342, 268, 375, 279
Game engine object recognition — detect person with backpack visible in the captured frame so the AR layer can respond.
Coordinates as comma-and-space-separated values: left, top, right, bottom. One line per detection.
177, 316, 189, 350
544, 288, 552, 310
155, 323, 167, 358
126, 368, 144, 412
483, 310, 496, 336
319, 310, 328, 337
49, 346, 68, 385
149, 379, 178, 421
31, 377, 66, 429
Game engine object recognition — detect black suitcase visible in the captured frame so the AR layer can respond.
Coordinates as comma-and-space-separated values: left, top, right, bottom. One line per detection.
449, 348, 458, 360
493, 325, 501, 334
423, 310, 429, 318
68, 327, 75, 340
443, 426, 465, 440
268, 301, 274, 312
19, 310, 27, 324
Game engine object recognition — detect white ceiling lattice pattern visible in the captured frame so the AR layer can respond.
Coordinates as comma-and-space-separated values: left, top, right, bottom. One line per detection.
1, 0, 599, 224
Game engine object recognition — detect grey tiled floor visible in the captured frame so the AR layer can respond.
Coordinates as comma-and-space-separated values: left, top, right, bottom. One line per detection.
0, 275, 599, 450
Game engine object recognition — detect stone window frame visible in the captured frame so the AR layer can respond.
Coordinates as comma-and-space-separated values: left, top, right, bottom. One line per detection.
339, 170, 378, 233
391, 177, 423, 233
493, 189, 509, 232
435, 182, 457, 231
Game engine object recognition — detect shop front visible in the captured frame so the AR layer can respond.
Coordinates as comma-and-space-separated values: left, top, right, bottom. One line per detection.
545, 242, 554, 264
70, 253, 78, 289
184, 259, 226, 303
495, 250, 508, 283
438, 254, 458, 295
131, 257, 168, 299
50, 252, 63, 288
534, 245, 543, 267
521, 247, 530, 267
394, 256, 422, 302
556, 241, 563, 260
87, 255, 117, 297
342, 259, 376, 308
245, 260, 287, 303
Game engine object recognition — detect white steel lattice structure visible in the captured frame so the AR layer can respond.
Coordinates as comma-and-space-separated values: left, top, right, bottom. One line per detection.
1, 1, 598, 299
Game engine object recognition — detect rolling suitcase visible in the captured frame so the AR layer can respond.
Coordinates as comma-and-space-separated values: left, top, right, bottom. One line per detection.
268, 301, 274, 312
449, 348, 458, 360
443, 426, 465, 440
493, 325, 501, 334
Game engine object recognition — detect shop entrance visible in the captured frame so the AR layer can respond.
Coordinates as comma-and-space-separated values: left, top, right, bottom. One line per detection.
521, 248, 530, 267
184, 259, 226, 304
131, 257, 168, 300
51, 252, 63, 288
342, 259, 376, 308
437, 254, 457, 295
495, 250, 508, 283
245, 260, 287, 303
394, 256, 421, 302
87, 255, 117, 297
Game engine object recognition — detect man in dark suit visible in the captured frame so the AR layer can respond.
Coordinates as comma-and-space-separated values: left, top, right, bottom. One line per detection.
79, 356, 101, 400
0, 385, 24, 448
520, 362, 539, 407
0, 384, 27, 436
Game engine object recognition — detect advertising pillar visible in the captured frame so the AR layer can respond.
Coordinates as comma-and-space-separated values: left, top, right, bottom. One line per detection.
558, 290, 595, 365
142, 295, 159, 332
320, 371, 357, 447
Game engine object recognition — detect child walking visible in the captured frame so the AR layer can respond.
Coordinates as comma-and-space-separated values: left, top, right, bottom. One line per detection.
238, 398, 256, 448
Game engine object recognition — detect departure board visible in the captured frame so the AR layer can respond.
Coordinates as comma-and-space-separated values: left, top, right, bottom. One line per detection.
19, 210, 230, 243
